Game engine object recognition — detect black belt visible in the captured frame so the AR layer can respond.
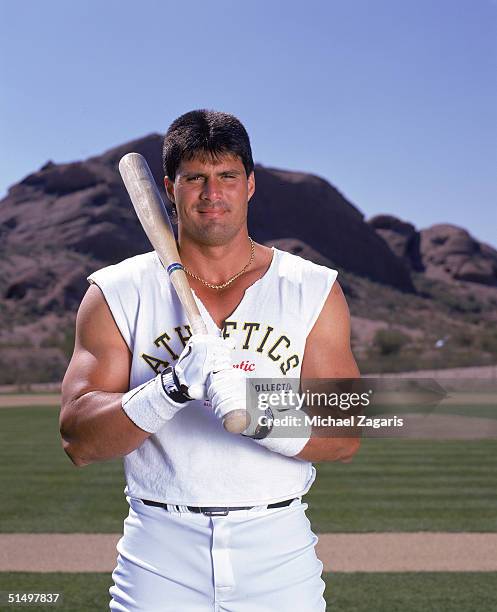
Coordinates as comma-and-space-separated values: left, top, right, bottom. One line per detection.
141, 497, 297, 516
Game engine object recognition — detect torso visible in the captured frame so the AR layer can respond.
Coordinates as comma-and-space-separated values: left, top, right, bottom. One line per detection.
187, 244, 274, 329
88, 246, 337, 504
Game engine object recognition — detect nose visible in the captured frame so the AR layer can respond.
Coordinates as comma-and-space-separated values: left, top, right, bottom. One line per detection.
200, 177, 222, 202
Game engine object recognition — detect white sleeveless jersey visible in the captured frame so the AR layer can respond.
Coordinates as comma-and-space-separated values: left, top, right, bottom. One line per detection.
88, 247, 337, 506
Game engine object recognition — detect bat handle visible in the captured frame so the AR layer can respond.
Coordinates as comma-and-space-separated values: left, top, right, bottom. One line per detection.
223, 409, 251, 434
185, 325, 249, 433
169, 270, 249, 433
189, 316, 208, 335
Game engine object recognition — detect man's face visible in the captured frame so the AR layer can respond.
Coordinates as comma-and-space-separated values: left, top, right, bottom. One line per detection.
164, 153, 255, 246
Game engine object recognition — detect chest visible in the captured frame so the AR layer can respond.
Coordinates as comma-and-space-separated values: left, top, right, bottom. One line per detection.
188, 260, 274, 329
132, 262, 308, 383
192, 284, 249, 329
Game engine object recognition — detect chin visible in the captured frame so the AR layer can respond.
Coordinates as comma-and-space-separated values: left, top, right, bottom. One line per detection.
196, 223, 242, 247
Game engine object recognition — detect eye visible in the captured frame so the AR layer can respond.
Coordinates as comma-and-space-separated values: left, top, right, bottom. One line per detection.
187, 175, 203, 182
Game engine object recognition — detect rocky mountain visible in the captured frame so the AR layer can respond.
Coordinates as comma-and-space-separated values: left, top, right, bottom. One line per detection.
1, 134, 496, 384
369, 215, 497, 287
1, 134, 414, 311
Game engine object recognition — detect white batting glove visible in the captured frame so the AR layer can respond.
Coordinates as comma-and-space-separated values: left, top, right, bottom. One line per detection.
206, 367, 247, 421
239, 389, 312, 456
121, 334, 235, 433
251, 409, 312, 457
174, 334, 234, 400
121, 372, 188, 434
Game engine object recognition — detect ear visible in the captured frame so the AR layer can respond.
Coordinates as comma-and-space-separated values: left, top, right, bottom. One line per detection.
247, 171, 256, 202
164, 176, 175, 203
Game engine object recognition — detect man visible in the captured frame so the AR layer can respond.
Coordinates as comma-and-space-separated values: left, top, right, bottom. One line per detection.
60, 109, 360, 611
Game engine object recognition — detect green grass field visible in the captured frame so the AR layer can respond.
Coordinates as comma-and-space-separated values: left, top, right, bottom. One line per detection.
1, 404, 497, 610
307, 438, 497, 532
1, 406, 496, 533
0, 407, 126, 533
369, 401, 497, 420
0, 572, 496, 611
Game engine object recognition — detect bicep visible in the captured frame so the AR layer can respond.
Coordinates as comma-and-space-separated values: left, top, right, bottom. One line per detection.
301, 281, 359, 380
62, 284, 131, 405
296, 281, 361, 462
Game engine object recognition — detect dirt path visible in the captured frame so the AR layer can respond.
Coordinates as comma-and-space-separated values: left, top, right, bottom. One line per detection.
0, 394, 60, 407
1, 533, 496, 573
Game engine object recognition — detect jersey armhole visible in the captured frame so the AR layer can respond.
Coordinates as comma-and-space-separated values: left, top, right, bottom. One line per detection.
305, 269, 338, 336
87, 277, 133, 352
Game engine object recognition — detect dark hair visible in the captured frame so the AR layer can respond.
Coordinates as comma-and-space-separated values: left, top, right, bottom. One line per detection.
162, 109, 254, 180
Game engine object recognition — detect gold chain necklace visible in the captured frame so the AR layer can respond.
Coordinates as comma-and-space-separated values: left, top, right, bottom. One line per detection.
182, 237, 255, 290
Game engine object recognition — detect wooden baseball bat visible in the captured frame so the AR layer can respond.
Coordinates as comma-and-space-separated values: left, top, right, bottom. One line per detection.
118, 152, 249, 434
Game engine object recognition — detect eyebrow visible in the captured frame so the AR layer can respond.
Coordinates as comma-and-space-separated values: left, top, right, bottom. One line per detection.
180, 168, 243, 178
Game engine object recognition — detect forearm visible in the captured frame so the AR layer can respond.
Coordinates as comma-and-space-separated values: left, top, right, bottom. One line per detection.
60, 390, 151, 467
296, 435, 361, 462
60, 333, 237, 466
296, 403, 362, 462
247, 406, 361, 462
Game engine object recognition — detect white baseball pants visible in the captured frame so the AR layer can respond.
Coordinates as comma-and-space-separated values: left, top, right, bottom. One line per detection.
109, 497, 326, 611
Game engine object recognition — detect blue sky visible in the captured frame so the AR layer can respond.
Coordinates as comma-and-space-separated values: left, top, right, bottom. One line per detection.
1, 0, 496, 246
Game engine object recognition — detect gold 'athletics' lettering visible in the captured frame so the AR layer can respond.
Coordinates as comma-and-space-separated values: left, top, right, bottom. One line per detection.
141, 321, 300, 377
141, 353, 170, 374
256, 326, 273, 353
268, 335, 291, 362
280, 354, 300, 375
222, 321, 237, 339
154, 332, 179, 360
242, 322, 260, 349
174, 325, 192, 348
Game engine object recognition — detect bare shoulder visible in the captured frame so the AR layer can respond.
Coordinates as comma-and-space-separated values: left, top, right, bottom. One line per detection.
75, 284, 128, 350
311, 280, 350, 338
254, 243, 274, 274
61, 285, 131, 404
301, 280, 359, 379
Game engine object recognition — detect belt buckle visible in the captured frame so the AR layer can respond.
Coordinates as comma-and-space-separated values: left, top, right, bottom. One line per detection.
201, 507, 229, 516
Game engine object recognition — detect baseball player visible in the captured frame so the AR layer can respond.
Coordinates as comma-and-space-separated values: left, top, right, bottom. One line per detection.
60, 109, 360, 611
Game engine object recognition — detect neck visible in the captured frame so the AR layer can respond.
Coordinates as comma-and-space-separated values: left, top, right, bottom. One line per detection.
177, 230, 253, 285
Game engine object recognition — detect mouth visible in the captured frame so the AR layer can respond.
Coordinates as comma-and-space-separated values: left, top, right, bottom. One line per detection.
196, 208, 228, 218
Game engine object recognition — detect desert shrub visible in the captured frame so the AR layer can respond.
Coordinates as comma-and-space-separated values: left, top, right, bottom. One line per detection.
0, 349, 67, 385
40, 327, 75, 359
61, 327, 76, 359
480, 331, 497, 354
358, 347, 494, 374
372, 329, 410, 356
451, 329, 475, 348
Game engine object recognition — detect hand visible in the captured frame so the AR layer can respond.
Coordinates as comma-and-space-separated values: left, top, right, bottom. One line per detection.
121, 335, 235, 433
206, 367, 247, 421
173, 334, 234, 400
